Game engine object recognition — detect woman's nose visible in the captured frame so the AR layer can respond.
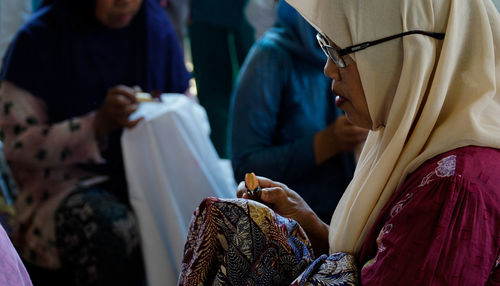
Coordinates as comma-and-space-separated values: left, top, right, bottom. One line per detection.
323, 58, 340, 81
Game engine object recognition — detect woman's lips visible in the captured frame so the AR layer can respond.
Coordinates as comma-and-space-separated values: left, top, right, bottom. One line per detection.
335, 95, 347, 107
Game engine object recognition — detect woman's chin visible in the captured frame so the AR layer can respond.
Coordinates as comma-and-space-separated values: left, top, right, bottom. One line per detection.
345, 113, 372, 130
102, 14, 135, 29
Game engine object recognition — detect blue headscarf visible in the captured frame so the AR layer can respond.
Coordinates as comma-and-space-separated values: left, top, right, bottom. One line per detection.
265, 0, 325, 68
1, 0, 190, 122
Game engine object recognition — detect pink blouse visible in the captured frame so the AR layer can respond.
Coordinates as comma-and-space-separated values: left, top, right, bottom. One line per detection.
359, 146, 500, 285
0, 82, 106, 268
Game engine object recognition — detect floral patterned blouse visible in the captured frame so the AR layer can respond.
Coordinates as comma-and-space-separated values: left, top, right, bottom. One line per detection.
0, 81, 107, 268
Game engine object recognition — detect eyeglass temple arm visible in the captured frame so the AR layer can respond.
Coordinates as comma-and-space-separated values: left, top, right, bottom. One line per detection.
338, 30, 445, 57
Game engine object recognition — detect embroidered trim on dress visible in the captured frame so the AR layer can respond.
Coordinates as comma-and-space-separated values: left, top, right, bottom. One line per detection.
390, 193, 413, 218
418, 155, 457, 187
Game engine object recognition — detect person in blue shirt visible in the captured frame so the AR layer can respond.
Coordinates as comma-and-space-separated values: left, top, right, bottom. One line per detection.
230, 0, 368, 222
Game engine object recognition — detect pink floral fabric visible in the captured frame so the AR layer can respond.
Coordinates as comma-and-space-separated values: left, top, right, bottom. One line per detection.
0, 224, 32, 286
359, 146, 500, 285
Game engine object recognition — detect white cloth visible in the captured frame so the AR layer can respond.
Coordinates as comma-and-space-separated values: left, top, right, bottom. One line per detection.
122, 95, 236, 286
0, 0, 31, 61
286, 0, 500, 254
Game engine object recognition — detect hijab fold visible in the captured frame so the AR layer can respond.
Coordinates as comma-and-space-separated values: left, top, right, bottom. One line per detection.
286, 0, 500, 254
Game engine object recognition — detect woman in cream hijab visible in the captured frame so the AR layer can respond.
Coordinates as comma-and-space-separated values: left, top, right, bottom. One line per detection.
179, 0, 500, 284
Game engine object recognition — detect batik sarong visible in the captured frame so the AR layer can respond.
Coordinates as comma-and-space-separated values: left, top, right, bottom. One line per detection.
178, 198, 359, 285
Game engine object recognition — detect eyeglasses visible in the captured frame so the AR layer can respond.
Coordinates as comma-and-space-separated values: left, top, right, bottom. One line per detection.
316, 30, 445, 68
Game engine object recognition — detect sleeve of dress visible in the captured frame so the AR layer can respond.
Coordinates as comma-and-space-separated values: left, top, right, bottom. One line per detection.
230, 43, 316, 183
0, 81, 104, 169
360, 175, 499, 286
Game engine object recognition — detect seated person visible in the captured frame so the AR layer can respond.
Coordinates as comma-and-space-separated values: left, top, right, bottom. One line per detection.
179, 0, 500, 284
230, 0, 368, 222
0, 0, 190, 284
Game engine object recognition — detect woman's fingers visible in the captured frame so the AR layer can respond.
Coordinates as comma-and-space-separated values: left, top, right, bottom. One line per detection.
109, 103, 138, 116
234, 176, 318, 237
124, 117, 143, 128
109, 85, 137, 103
96, 85, 145, 136
260, 187, 287, 204
236, 176, 291, 211
105, 91, 141, 127
256, 176, 288, 189
236, 181, 246, 198
124, 104, 139, 115
109, 94, 138, 110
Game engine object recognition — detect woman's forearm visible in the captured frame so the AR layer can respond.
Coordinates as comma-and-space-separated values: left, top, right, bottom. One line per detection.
300, 212, 330, 256
314, 127, 340, 165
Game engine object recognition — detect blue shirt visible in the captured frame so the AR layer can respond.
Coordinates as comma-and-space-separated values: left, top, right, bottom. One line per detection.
230, 3, 355, 221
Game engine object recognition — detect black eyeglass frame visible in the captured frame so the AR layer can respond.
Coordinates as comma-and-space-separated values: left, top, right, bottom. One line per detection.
316, 30, 445, 68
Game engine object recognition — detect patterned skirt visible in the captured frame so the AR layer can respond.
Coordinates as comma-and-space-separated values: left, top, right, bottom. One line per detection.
55, 187, 145, 286
178, 198, 359, 286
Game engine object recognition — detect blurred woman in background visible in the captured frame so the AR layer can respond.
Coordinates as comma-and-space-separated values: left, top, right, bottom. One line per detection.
0, 0, 190, 284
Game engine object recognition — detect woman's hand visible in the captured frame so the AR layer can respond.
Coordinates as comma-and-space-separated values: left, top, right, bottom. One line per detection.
94, 85, 143, 138
328, 115, 368, 152
314, 115, 368, 165
237, 176, 330, 255
237, 176, 312, 224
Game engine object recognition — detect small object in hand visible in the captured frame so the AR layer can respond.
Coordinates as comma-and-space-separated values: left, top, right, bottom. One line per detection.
245, 172, 261, 200
135, 92, 154, 102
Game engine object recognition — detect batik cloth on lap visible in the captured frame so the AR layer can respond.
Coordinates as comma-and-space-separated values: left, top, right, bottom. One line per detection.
290, 253, 359, 286
178, 198, 315, 285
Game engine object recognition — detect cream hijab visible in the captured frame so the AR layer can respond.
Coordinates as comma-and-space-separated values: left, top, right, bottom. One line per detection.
286, 0, 500, 254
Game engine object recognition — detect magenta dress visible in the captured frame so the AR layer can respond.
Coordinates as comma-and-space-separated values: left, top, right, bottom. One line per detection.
359, 146, 500, 285
178, 146, 499, 285
0, 224, 32, 286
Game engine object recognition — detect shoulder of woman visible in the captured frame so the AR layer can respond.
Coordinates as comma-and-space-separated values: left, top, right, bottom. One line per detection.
407, 146, 500, 204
